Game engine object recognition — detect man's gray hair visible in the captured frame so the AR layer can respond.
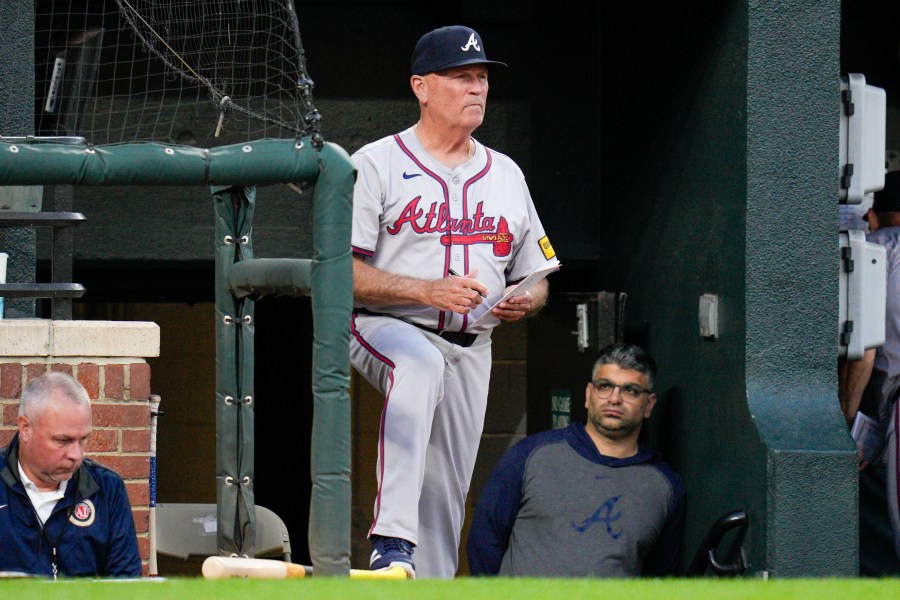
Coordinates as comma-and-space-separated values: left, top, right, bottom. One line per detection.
593, 343, 657, 391
19, 372, 91, 419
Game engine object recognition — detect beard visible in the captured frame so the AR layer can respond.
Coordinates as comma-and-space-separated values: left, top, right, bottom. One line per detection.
588, 412, 643, 440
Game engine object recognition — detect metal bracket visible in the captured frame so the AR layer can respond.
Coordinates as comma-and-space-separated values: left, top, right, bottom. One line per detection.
574, 303, 590, 352
842, 87, 854, 116
841, 163, 854, 192
841, 245, 854, 273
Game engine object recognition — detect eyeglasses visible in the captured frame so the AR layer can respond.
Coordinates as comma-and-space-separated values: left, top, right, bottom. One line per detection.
590, 379, 652, 402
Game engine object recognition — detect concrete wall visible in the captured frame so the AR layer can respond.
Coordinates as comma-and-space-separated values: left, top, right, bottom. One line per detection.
600, 1, 854, 576
0, 1, 36, 317
746, 0, 854, 576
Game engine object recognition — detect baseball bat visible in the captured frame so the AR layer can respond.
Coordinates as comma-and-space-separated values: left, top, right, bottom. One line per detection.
148, 394, 162, 577
201, 556, 411, 580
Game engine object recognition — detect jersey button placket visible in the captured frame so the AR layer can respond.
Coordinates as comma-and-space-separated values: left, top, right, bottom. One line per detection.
449, 176, 463, 266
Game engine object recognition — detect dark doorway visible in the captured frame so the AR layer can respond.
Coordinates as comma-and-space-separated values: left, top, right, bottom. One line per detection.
73, 263, 316, 566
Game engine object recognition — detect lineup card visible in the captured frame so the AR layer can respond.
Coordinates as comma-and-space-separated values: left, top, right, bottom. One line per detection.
471, 263, 561, 325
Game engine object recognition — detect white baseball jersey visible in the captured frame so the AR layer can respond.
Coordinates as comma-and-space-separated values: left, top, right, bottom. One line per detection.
349, 126, 558, 578
351, 126, 559, 333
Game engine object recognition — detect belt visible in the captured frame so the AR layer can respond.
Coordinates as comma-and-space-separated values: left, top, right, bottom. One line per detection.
354, 309, 479, 348
421, 325, 478, 348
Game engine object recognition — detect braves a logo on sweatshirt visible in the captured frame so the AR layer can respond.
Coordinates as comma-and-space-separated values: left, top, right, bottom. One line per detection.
571, 495, 622, 539
387, 198, 513, 257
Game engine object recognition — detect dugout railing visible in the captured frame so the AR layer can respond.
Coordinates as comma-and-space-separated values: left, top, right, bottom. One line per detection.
0, 137, 355, 576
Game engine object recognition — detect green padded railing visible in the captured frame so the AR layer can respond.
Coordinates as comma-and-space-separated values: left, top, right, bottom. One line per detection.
0, 137, 355, 575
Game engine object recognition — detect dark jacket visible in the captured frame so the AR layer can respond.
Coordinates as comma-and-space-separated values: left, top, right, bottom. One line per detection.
0, 434, 142, 577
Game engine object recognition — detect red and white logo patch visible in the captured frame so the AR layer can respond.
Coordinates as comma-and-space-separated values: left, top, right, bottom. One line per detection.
69, 500, 96, 527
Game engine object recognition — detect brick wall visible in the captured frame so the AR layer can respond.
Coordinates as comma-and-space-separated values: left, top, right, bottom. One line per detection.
0, 318, 159, 576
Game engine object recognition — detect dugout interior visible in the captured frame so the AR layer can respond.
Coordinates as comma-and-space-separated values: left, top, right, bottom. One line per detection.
8, 0, 897, 576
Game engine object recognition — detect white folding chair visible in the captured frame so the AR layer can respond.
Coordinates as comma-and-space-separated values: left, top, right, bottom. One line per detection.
155, 503, 291, 562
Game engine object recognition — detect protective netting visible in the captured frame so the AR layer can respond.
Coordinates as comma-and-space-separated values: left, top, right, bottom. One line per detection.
33, 0, 322, 147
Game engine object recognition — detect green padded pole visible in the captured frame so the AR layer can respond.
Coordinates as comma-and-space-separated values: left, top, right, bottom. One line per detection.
308, 142, 355, 576
213, 185, 258, 557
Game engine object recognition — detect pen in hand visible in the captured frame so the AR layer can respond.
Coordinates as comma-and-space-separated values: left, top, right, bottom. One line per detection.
448, 269, 488, 298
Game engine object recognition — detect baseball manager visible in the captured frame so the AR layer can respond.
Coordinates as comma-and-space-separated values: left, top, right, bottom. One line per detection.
350, 25, 560, 578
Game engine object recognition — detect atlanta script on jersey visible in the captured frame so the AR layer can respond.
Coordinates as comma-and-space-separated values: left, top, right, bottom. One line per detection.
352, 126, 559, 334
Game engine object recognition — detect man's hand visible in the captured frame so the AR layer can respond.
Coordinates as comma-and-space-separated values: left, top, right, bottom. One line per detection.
839, 348, 876, 424
353, 256, 487, 314
492, 278, 549, 323
427, 269, 488, 314
492, 290, 534, 322
858, 444, 870, 472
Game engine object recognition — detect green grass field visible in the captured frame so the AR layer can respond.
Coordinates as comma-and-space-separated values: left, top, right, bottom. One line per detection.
2, 577, 900, 600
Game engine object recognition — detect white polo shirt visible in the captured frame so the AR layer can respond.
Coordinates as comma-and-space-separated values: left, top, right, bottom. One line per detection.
18, 461, 67, 524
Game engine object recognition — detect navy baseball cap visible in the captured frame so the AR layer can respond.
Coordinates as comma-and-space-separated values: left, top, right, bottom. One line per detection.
411, 25, 507, 76
874, 170, 900, 213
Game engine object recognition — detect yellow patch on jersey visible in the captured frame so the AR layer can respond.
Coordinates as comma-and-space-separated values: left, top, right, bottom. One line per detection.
539, 236, 556, 260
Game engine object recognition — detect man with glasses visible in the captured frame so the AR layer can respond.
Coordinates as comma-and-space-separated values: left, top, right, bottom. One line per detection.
467, 343, 685, 576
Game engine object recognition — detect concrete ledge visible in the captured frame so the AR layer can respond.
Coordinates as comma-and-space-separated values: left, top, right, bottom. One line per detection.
0, 319, 160, 358
0, 319, 51, 355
